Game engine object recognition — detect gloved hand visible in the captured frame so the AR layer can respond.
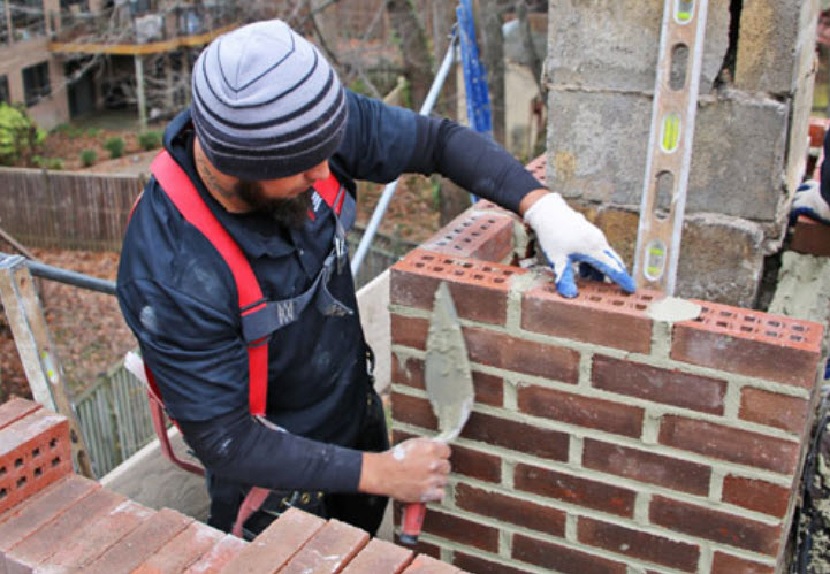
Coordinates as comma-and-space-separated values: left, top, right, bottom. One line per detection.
791, 180, 830, 225
524, 192, 636, 298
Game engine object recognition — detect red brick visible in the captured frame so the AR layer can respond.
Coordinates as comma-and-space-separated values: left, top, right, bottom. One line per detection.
517, 383, 645, 438
421, 210, 516, 263
791, 215, 830, 257
220, 507, 325, 574
279, 519, 369, 573
455, 483, 566, 537
592, 355, 727, 415
0, 399, 40, 431
454, 552, 530, 574
0, 476, 98, 553
401, 554, 462, 573
391, 249, 520, 325
739, 387, 811, 434
522, 282, 656, 353
577, 516, 700, 572
340, 537, 413, 574
670, 304, 823, 388
392, 356, 504, 408
450, 444, 501, 484
391, 354, 426, 389
0, 409, 72, 515
512, 533, 627, 574
133, 522, 225, 574
462, 411, 570, 462
5, 487, 128, 573
391, 392, 438, 434
464, 327, 581, 383
711, 551, 775, 573
808, 117, 828, 147
650, 495, 781, 555
391, 315, 429, 350
414, 507, 499, 553
183, 535, 246, 574
582, 438, 710, 495
34, 499, 154, 570
722, 475, 791, 518
659, 415, 801, 475
82, 507, 193, 574
514, 463, 635, 518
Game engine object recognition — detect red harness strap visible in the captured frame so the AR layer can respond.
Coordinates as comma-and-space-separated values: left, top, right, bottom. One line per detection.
140, 150, 342, 537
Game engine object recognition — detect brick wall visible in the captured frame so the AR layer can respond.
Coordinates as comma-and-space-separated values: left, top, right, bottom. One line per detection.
0, 398, 466, 574
389, 205, 825, 573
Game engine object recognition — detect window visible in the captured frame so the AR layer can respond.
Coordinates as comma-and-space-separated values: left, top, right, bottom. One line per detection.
10, 0, 45, 41
22, 62, 50, 107
0, 76, 8, 105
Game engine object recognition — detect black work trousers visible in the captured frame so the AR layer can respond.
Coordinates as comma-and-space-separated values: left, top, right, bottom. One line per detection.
207, 389, 390, 540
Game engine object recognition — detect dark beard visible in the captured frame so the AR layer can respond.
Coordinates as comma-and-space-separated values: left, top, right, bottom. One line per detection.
234, 180, 312, 228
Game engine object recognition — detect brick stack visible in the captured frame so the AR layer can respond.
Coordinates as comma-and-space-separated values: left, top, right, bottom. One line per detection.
0, 398, 467, 573
389, 206, 825, 573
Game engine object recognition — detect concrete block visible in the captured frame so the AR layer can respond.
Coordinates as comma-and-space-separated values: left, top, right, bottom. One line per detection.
735, 0, 818, 94
546, 0, 730, 93
675, 213, 766, 307
687, 95, 789, 222
545, 89, 652, 203
546, 90, 790, 224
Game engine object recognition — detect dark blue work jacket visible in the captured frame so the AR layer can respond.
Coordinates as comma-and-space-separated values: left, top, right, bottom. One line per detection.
116, 90, 541, 493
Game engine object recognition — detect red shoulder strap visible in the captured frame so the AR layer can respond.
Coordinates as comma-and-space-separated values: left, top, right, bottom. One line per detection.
150, 151, 268, 416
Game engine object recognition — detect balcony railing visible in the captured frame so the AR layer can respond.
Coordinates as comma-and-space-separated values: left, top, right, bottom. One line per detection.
49, 1, 238, 49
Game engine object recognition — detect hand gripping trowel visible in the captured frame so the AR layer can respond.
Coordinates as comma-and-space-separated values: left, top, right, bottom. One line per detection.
399, 281, 474, 545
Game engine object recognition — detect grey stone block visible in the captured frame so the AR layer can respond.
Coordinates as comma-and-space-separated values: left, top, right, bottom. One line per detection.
546, 0, 730, 94
545, 89, 651, 203
546, 89, 789, 223
687, 94, 788, 222
675, 213, 766, 307
734, 0, 818, 94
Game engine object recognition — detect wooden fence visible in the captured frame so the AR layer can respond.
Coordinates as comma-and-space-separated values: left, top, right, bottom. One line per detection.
0, 167, 144, 252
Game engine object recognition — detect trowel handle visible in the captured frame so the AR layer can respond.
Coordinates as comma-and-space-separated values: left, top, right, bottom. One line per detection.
399, 502, 427, 545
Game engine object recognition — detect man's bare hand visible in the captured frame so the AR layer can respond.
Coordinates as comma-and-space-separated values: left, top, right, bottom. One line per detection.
359, 437, 451, 503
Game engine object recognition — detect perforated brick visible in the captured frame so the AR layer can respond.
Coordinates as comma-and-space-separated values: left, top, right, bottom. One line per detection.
279, 519, 369, 573
5, 487, 128, 574
671, 302, 824, 388
401, 554, 462, 573
391, 249, 522, 326
82, 507, 192, 574
421, 210, 516, 263
220, 507, 325, 574
0, 399, 41, 431
0, 408, 71, 515
0, 476, 98, 556
134, 522, 225, 574
522, 282, 657, 354
341, 537, 413, 573
183, 535, 246, 574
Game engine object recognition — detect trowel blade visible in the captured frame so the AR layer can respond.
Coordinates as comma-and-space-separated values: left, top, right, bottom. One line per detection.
425, 282, 474, 443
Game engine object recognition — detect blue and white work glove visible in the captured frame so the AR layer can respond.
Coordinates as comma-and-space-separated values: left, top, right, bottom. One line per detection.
523, 193, 636, 298
791, 181, 830, 226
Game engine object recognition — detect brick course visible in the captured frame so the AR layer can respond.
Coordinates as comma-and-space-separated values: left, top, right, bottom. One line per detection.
389, 200, 823, 573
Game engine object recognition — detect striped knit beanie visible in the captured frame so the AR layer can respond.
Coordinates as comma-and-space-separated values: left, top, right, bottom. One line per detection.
191, 19, 348, 180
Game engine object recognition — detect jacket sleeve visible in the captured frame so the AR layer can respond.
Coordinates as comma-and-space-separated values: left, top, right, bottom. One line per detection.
335, 91, 543, 214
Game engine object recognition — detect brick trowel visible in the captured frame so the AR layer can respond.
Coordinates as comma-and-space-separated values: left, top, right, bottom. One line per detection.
399, 281, 474, 545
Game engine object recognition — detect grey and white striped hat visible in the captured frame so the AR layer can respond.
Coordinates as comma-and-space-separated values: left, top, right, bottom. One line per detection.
191, 19, 348, 180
